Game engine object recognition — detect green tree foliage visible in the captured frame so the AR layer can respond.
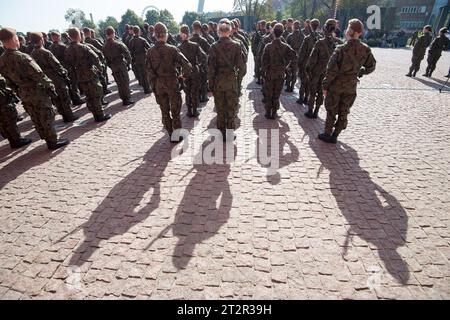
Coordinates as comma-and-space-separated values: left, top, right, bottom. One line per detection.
182, 11, 207, 27
144, 9, 178, 34
145, 10, 160, 26
234, 0, 270, 20
119, 9, 144, 33
65, 8, 98, 32
98, 16, 119, 33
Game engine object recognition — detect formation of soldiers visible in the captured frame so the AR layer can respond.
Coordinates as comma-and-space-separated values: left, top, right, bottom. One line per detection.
2, 14, 446, 151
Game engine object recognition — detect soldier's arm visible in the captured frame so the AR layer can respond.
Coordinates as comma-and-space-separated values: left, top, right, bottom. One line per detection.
207, 47, 217, 88
197, 46, 207, 67
306, 44, 319, 73
121, 43, 132, 65
202, 39, 211, 54
322, 48, 342, 91
175, 48, 192, 77
47, 51, 68, 77
261, 45, 270, 77
145, 52, 156, 83
286, 45, 297, 69
359, 49, 377, 77
21, 55, 54, 90
235, 44, 245, 80
86, 46, 103, 71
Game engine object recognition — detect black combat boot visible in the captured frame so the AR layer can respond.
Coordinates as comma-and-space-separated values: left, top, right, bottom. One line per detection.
94, 114, 112, 123
63, 114, 80, 123
10, 138, 32, 149
101, 98, 109, 106
296, 98, 303, 105
313, 107, 320, 119
47, 138, 70, 150
265, 111, 271, 119
144, 89, 152, 95
331, 131, 339, 144
170, 133, 184, 144
304, 110, 315, 119
122, 99, 135, 106
271, 110, 278, 119
187, 107, 193, 118
318, 133, 335, 144
192, 108, 200, 118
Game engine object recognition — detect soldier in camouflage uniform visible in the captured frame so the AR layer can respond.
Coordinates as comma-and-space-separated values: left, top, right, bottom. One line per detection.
231, 20, 248, 97
286, 20, 305, 92
147, 25, 156, 44
0, 73, 32, 149
178, 25, 207, 118
29, 32, 78, 123
283, 18, 294, 39
65, 28, 111, 122
297, 19, 322, 105
0, 28, 69, 150
50, 31, 85, 106
208, 19, 245, 141
261, 24, 296, 120
103, 27, 134, 106
202, 24, 216, 45
252, 20, 266, 83
84, 27, 110, 91
191, 21, 211, 103
128, 26, 152, 94
305, 19, 343, 119
406, 25, 432, 77
146, 23, 192, 143
423, 28, 449, 78
319, 19, 376, 144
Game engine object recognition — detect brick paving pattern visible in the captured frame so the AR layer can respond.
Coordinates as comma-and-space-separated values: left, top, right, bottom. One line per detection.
0, 48, 449, 299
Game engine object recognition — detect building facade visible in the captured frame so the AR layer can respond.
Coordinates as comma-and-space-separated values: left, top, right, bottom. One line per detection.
395, 0, 450, 31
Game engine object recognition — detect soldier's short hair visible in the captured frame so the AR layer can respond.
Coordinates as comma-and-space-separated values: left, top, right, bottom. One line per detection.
105, 26, 115, 36
68, 28, 81, 40
0, 28, 16, 42
348, 19, 364, 34
281, 19, 287, 25
180, 25, 190, 36
273, 23, 284, 38
148, 25, 155, 32
82, 27, 91, 34
218, 19, 232, 33
311, 19, 320, 30
287, 18, 294, 24
293, 21, 300, 29
192, 21, 202, 30
305, 19, 311, 24
260, 20, 267, 27
50, 31, 61, 37
144, 22, 149, 28
424, 25, 432, 32
133, 26, 140, 35
271, 21, 277, 28
29, 32, 43, 44
202, 23, 209, 31
154, 22, 168, 38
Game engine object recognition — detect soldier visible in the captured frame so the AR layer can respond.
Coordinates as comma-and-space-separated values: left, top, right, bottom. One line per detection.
406, 25, 432, 77
252, 20, 266, 83
191, 21, 211, 103
0, 73, 32, 149
231, 20, 249, 52
202, 24, 215, 45
18, 35, 28, 53
209, 21, 219, 41
49, 31, 85, 106
285, 20, 305, 92
231, 21, 248, 97
208, 19, 245, 141
128, 26, 152, 94
103, 27, 134, 106
143, 23, 150, 40
147, 25, 156, 44
297, 19, 322, 105
29, 32, 78, 123
65, 27, 111, 122
283, 18, 294, 39
91, 29, 104, 45
302, 19, 312, 37
0, 28, 69, 150
42, 32, 52, 49
61, 32, 70, 45
178, 25, 207, 118
423, 28, 449, 78
146, 23, 192, 143
319, 19, 376, 144
122, 24, 131, 46
305, 19, 343, 119
261, 23, 296, 120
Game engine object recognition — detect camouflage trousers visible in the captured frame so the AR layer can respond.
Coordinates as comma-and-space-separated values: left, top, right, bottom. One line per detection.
133, 58, 150, 92
185, 72, 201, 111
307, 73, 325, 113
111, 65, 131, 102
263, 77, 284, 114
238, 64, 247, 95
426, 54, 441, 76
324, 87, 357, 136
298, 67, 309, 102
200, 68, 208, 99
409, 54, 425, 75
286, 65, 299, 91
155, 79, 182, 134
214, 89, 239, 133
52, 77, 75, 121
78, 79, 105, 118
0, 103, 21, 144
20, 89, 58, 144
68, 70, 83, 103
254, 52, 261, 79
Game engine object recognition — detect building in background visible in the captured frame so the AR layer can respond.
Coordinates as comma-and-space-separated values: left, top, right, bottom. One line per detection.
395, 0, 449, 32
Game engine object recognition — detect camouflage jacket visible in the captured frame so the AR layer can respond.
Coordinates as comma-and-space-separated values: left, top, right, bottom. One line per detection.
283, 28, 293, 40
178, 40, 207, 73
190, 34, 211, 55
231, 35, 249, 62
128, 36, 151, 64
323, 39, 376, 91
0, 73, 15, 105
85, 37, 104, 52
31, 47, 68, 82
251, 31, 263, 55
306, 35, 343, 76
286, 30, 305, 54
298, 31, 323, 68
233, 32, 249, 51
49, 42, 68, 67
257, 33, 286, 61
202, 32, 216, 45
208, 37, 245, 92
84, 42, 106, 63
65, 42, 103, 82
413, 33, 432, 58
428, 35, 450, 57
0, 49, 54, 96
261, 38, 297, 79
103, 38, 132, 71
146, 41, 192, 89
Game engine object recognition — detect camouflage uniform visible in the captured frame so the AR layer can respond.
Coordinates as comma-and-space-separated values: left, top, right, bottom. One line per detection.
128, 35, 152, 93
85, 36, 110, 88
407, 32, 432, 77
31, 47, 76, 122
103, 38, 133, 103
286, 29, 305, 91
231, 35, 248, 96
65, 42, 108, 120
84, 42, 109, 95
305, 35, 343, 117
321, 39, 376, 140
0, 49, 59, 145
297, 31, 322, 103
261, 38, 296, 118
49, 41, 83, 105
425, 33, 450, 77
190, 34, 211, 101
251, 29, 264, 81
146, 40, 192, 137
178, 39, 207, 117
208, 37, 245, 137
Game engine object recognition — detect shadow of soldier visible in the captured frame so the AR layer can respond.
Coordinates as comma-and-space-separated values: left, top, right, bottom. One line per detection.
250, 90, 300, 185
67, 134, 178, 267
412, 76, 449, 91
291, 106, 410, 285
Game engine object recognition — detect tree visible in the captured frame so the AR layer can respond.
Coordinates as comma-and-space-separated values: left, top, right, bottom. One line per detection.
181, 11, 206, 27
145, 10, 160, 26
119, 9, 144, 34
144, 9, 179, 34
234, 0, 270, 21
98, 16, 119, 33
64, 8, 98, 33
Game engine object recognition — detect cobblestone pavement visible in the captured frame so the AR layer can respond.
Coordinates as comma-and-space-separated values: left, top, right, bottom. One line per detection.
0, 48, 449, 300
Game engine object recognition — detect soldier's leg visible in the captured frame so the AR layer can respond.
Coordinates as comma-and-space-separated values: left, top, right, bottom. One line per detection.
306, 79, 319, 115
313, 75, 325, 117
169, 89, 183, 132
80, 81, 109, 121
200, 70, 209, 102
323, 92, 340, 136
0, 104, 29, 148
334, 92, 357, 137
263, 80, 272, 116
132, 64, 141, 86
298, 70, 307, 103
214, 91, 226, 135
139, 63, 151, 94
156, 92, 173, 135
23, 95, 59, 146
191, 75, 201, 117
68, 71, 84, 105
113, 69, 131, 103
272, 78, 284, 118
54, 80, 76, 122
185, 77, 193, 116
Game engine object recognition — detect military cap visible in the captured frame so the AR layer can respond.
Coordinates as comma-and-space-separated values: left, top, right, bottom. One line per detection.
68, 27, 80, 39
348, 19, 364, 34
0, 28, 16, 42
271, 21, 277, 28
29, 32, 43, 44
424, 25, 432, 32
311, 19, 320, 28
105, 26, 115, 36
287, 18, 294, 23
440, 27, 448, 34
180, 25, 190, 35
325, 19, 337, 27
293, 21, 300, 28
260, 20, 267, 26
192, 21, 202, 29
154, 22, 168, 36
50, 30, 61, 36
281, 19, 287, 25
82, 27, 91, 33
133, 26, 140, 34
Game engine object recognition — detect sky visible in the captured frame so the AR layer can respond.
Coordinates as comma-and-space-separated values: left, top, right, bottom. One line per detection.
0, 0, 236, 32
